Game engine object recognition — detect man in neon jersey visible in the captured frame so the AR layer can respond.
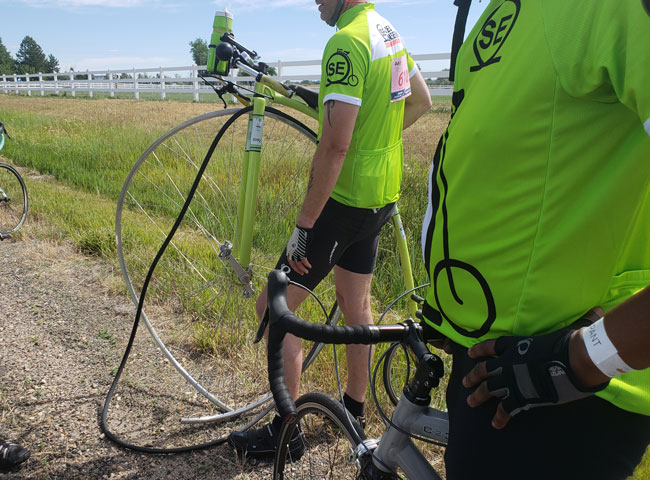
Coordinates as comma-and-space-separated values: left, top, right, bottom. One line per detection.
421, 1, 650, 478
228, 0, 431, 459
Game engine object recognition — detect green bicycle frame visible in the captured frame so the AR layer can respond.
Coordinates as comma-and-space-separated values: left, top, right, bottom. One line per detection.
392, 205, 417, 318
233, 75, 318, 271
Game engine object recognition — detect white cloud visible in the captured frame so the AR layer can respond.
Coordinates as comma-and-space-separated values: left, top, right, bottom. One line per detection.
18, 0, 145, 6
217, 0, 435, 14
15, 0, 183, 8
217, 0, 315, 13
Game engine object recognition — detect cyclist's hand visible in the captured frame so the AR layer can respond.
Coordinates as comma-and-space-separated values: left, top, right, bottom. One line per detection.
462, 329, 609, 429
286, 225, 313, 275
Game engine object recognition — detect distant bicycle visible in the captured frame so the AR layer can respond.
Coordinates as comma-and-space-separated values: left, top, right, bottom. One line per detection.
0, 123, 28, 240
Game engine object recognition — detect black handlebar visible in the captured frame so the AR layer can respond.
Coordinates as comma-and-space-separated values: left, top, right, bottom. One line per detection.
266, 270, 425, 422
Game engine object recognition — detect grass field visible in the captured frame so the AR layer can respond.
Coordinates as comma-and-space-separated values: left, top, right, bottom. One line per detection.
4, 90, 238, 103
0, 93, 647, 478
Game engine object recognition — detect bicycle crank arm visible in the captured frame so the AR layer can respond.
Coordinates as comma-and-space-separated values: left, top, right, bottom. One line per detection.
219, 242, 255, 298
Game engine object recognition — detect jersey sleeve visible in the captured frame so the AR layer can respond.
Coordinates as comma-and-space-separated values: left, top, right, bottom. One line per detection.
543, 0, 650, 136
320, 31, 370, 107
407, 52, 418, 78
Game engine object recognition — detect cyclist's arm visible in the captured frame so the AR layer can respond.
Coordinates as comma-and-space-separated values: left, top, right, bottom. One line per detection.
463, 285, 650, 429
289, 100, 359, 273
403, 69, 431, 130
570, 285, 650, 387
296, 100, 359, 229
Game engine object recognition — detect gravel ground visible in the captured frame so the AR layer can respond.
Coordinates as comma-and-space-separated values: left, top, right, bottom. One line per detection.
0, 234, 273, 480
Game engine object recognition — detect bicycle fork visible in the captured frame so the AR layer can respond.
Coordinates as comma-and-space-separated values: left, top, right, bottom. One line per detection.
226, 94, 268, 297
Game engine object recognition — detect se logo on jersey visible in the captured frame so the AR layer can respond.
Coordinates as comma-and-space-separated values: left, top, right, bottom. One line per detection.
471, 0, 520, 72
326, 49, 359, 87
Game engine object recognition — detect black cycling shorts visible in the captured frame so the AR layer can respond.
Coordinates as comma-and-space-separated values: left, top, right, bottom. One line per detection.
275, 198, 395, 291
444, 342, 650, 480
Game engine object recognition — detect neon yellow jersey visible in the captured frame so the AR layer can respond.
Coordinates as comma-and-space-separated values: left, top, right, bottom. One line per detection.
318, 3, 417, 209
422, 0, 650, 415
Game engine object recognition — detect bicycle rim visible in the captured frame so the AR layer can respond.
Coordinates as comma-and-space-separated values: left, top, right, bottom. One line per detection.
383, 342, 412, 407
274, 392, 365, 480
115, 107, 318, 428
0, 163, 28, 237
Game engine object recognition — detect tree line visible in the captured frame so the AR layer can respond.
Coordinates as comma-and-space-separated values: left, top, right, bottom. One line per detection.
0, 36, 59, 75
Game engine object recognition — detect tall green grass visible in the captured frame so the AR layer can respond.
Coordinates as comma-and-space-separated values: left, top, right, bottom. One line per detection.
6, 90, 235, 104
0, 98, 435, 313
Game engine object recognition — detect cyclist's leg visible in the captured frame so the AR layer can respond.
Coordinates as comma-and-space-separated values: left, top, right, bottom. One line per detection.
254, 200, 369, 401
229, 199, 364, 458
334, 202, 395, 401
256, 283, 311, 399
334, 267, 374, 402
330, 202, 394, 421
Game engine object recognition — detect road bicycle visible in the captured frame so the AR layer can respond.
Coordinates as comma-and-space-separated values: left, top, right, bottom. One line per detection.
0, 123, 28, 241
267, 269, 449, 479
115, 32, 423, 430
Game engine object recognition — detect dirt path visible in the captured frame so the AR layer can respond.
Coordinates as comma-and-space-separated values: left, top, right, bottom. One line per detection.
0, 234, 271, 480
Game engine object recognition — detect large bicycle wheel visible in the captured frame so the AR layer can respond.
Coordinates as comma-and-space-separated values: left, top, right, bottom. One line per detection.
0, 163, 28, 238
273, 392, 365, 479
115, 107, 320, 426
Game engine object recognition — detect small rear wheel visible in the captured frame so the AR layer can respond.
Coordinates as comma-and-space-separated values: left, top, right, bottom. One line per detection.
0, 163, 28, 239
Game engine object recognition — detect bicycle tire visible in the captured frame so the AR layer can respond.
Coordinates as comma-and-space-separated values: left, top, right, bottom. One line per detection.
0, 163, 28, 238
273, 392, 366, 480
382, 342, 413, 406
382, 342, 448, 414
115, 106, 321, 427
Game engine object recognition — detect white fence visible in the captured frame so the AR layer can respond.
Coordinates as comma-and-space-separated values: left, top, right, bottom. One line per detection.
0, 54, 452, 100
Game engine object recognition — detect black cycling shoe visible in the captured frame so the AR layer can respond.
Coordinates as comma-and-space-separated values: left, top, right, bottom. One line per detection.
228, 421, 304, 462
0, 440, 30, 471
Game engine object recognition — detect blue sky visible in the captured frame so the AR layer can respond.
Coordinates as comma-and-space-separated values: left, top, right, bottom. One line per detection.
0, 0, 488, 73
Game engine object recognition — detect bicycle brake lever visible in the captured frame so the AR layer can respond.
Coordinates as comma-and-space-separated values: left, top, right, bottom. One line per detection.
216, 87, 228, 109
216, 82, 239, 109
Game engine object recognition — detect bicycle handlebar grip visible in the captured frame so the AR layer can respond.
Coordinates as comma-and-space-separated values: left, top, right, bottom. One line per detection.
267, 270, 298, 424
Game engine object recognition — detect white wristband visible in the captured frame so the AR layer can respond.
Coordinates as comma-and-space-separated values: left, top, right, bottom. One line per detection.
583, 317, 633, 378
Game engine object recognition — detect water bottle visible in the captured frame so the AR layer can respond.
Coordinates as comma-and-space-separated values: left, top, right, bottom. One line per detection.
207, 8, 234, 75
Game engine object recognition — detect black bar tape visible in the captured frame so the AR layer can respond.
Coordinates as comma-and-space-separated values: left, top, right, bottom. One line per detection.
266, 270, 410, 420
267, 271, 296, 422
267, 321, 296, 423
